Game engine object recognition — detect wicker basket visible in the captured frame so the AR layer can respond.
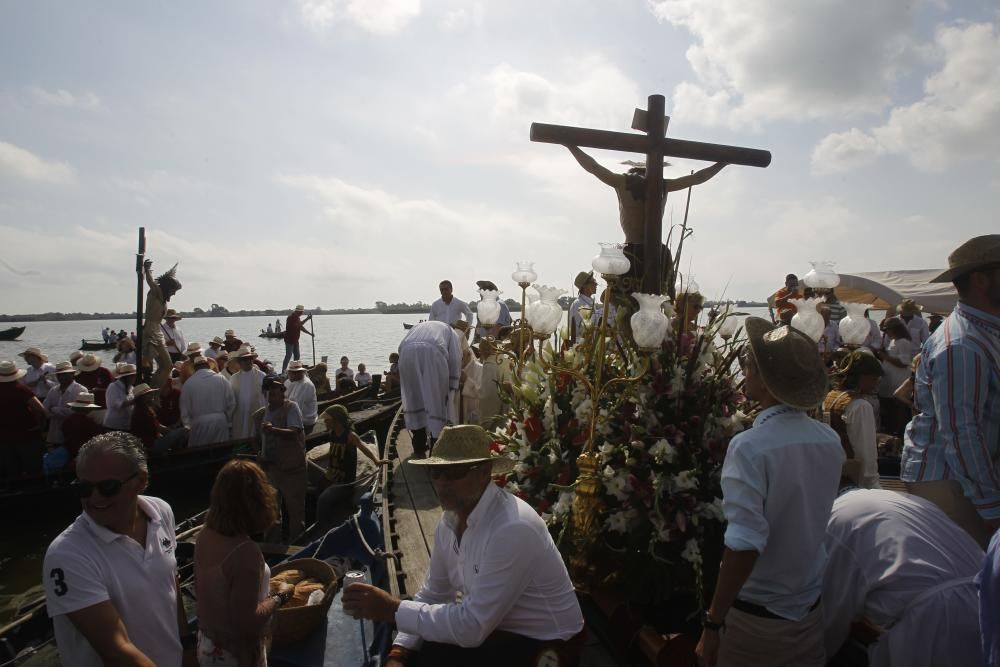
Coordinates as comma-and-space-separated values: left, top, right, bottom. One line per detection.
270, 558, 339, 646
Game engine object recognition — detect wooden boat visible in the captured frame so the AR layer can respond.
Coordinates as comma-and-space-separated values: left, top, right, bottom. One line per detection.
79, 338, 117, 351
258, 330, 284, 339
403, 322, 414, 329
0, 401, 402, 522
0, 326, 25, 341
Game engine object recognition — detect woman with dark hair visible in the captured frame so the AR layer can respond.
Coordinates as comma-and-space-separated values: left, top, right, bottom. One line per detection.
315, 404, 387, 529
878, 317, 914, 437
194, 459, 289, 666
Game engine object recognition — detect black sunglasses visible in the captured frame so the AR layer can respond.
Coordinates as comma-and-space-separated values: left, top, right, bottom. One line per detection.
428, 463, 483, 481
72, 471, 140, 499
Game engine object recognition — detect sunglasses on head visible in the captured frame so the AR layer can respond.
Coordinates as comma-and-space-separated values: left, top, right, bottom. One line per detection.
428, 463, 483, 481
72, 471, 140, 499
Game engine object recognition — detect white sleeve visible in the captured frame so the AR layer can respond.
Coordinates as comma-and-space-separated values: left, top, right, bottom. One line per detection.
844, 400, 880, 489
392, 522, 462, 650
43, 543, 109, 618
821, 532, 869, 659
720, 442, 769, 553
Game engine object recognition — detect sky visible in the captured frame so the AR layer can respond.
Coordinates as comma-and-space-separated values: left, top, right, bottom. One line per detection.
1, 0, 998, 314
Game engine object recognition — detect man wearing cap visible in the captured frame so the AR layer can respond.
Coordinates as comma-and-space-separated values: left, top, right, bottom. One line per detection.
42, 362, 87, 448
473, 280, 512, 342
0, 360, 48, 481
182, 356, 235, 447
568, 271, 599, 345
769, 274, 801, 326
342, 424, 584, 665
204, 336, 225, 360
428, 280, 474, 336
103, 364, 137, 431
231, 346, 267, 440
901, 234, 1000, 547
160, 309, 187, 363
398, 320, 463, 458
896, 299, 931, 348
284, 360, 318, 434
74, 354, 115, 408
20, 347, 57, 400
254, 375, 307, 542
824, 351, 883, 490
695, 318, 844, 667
282, 305, 313, 373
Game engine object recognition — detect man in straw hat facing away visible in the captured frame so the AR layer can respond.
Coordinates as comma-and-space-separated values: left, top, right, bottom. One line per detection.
568, 270, 598, 345
75, 353, 115, 408
178, 342, 218, 384
901, 234, 1000, 548
896, 298, 930, 348
222, 329, 243, 353
342, 424, 584, 666
141, 259, 182, 390
281, 305, 313, 373
181, 356, 234, 448
230, 346, 267, 440
284, 360, 317, 434
695, 317, 844, 667
0, 359, 47, 482
103, 363, 137, 431
19, 346, 57, 400
398, 320, 463, 458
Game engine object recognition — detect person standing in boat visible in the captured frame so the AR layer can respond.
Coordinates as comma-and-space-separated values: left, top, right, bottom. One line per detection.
283, 360, 317, 433
182, 356, 234, 447
160, 309, 187, 364
103, 363, 137, 431
42, 362, 87, 469
19, 346, 57, 401
398, 320, 463, 458
204, 336, 224, 360
896, 299, 931, 348
823, 350, 883, 490
695, 318, 844, 667
141, 259, 182, 390
315, 404, 387, 529
253, 375, 307, 542
281, 305, 313, 373
568, 271, 599, 345
230, 346, 267, 440
266, 322, 273, 335
342, 424, 585, 666
222, 329, 243, 353
428, 280, 474, 335
42, 432, 195, 667
75, 353, 115, 408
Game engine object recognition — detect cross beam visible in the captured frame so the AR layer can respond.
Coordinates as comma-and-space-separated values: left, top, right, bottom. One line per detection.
530, 94, 771, 293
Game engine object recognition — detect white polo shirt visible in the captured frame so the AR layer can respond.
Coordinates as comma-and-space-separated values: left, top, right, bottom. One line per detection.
43, 495, 183, 667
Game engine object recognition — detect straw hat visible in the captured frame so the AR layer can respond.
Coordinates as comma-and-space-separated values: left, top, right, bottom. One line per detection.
451, 320, 471, 334
76, 353, 103, 372
210, 336, 225, 347
114, 363, 137, 378
132, 383, 159, 399
53, 361, 77, 375
68, 392, 102, 409
476, 280, 499, 292
18, 347, 48, 363
744, 317, 828, 410
164, 309, 182, 320
287, 360, 308, 373
931, 234, 1000, 283
294, 304, 305, 312
191, 355, 210, 367
224, 329, 236, 337
574, 271, 596, 290
834, 349, 884, 381
185, 342, 204, 357
896, 299, 922, 317
408, 424, 515, 474
0, 360, 27, 383
232, 345, 257, 359
69, 350, 84, 365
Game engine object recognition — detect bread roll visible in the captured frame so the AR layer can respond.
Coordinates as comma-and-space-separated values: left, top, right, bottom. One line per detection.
291, 578, 326, 606
271, 569, 304, 585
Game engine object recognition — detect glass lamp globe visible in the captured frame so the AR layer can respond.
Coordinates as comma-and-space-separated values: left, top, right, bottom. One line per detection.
591, 243, 630, 277
675, 274, 700, 295
512, 261, 538, 286
477, 289, 502, 327
838, 303, 870, 347
789, 297, 826, 343
526, 284, 566, 335
718, 316, 739, 340
802, 261, 840, 290
630, 293, 670, 351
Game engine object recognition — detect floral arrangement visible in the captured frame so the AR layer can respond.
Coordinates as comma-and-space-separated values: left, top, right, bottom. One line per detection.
491, 307, 746, 609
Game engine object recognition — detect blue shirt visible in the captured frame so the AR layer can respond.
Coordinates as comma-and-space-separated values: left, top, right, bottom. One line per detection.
901, 302, 1000, 521
979, 530, 1000, 667
721, 405, 844, 620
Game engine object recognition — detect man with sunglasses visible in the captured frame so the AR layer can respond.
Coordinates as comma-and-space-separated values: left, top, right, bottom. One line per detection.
342, 425, 584, 666
43, 432, 194, 667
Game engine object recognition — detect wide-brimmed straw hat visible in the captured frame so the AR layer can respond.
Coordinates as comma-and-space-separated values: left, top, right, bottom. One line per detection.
409, 424, 515, 474
68, 392, 101, 409
164, 309, 182, 320
185, 342, 204, 356
834, 349, 884, 380
744, 317, 828, 410
574, 271, 596, 290
931, 234, 1000, 283
69, 350, 84, 365
210, 336, 225, 347
191, 355, 210, 367
18, 347, 48, 362
896, 299, 922, 317
233, 345, 257, 359
114, 363, 137, 378
476, 280, 499, 292
53, 361, 77, 375
294, 304, 305, 312
0, 360, 27, 383
287, 360, 308, 373
75, 353, 102, 372
132, 382, 159, 399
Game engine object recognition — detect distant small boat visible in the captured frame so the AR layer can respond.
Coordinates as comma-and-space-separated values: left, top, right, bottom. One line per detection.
80, 339, 117, 351
403, 323, 413, 330
258, 331, 284, 339
0, 326, 25, 341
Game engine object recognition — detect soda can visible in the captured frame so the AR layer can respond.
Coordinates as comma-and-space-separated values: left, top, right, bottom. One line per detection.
345, 569, 366, 589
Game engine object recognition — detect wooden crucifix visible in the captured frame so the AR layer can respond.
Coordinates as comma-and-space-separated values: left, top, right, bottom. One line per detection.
530, 94, 771, 294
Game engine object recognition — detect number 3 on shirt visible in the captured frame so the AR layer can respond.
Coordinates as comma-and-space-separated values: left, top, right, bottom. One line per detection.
50, 568, 68, 596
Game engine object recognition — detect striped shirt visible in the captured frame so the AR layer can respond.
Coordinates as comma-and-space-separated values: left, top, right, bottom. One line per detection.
901, 302, 1000, 521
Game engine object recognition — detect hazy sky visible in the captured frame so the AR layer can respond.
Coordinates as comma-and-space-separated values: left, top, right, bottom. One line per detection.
1, 0, 997, 314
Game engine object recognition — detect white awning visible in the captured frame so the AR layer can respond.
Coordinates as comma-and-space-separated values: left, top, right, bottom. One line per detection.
834, 269, 958, 315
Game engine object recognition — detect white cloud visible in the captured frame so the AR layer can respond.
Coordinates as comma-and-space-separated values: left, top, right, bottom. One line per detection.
29, 86, 103, 111
813, 22, 1000, 172
648, 0, 917, 128
441, 5, 483, 31
296, 0, 420, 34
0, 140, 76, 184
112, 171, 210, 207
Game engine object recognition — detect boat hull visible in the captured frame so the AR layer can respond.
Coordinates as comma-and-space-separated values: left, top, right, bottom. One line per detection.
0, 326, 25, 341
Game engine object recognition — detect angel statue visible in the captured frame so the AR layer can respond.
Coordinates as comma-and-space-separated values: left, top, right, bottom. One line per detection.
142, 259, 182, 389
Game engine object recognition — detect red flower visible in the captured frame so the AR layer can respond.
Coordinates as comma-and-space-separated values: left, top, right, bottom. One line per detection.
524, 416, 543, 442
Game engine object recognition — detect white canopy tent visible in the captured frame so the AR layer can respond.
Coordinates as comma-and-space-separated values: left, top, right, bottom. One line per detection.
834, 269, 958, 315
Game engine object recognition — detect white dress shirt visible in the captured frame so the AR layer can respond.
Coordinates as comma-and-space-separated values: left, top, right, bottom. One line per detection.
43, 381, 86, 444
159, 323, 187, 356
428, 297, 474, 330
182, 368, 235, 447
25, 363, 57, 400
394, 482, 583, 649
842, 398, 880, 489
822, 489, 984, 666
721, 405, 844, 620
103, 380, 134, 430
904, 315, 930, 348
284, 376, 317, 426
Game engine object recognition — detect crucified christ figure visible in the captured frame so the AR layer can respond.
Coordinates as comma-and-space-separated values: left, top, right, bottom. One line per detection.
566, 145, 726, 294
142, 259, 182, 389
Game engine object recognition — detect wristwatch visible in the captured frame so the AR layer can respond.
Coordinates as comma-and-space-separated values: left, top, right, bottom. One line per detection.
272, 591, 290, 607
703, 611, 725, 631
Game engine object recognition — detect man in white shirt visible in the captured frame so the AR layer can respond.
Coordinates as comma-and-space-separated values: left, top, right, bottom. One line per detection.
204, 336, 225, 360
43, 432, 194, 666
398, 321, 463, 458
159, 309, 187, 363
897, 299, 930, 348
103, 364, 136, 431
230, 346, 266, 439
181, 356, 235, 447
822, 488, 985, 666
284, 360, 317, 433
20, 346, 57, 400
568, 271, 598, 344
428, 280, 474, 334
342, 425, 584, 665
43, 362, 87, 445
696, 318, 844, 667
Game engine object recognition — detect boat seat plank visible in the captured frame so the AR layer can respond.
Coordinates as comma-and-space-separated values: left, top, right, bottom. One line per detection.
390, 430, 442, 595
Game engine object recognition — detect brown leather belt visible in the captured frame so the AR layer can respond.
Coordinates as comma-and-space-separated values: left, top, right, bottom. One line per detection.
732, 595, 821, 621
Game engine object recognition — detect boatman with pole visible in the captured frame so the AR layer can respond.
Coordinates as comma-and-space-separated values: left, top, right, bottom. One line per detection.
281, 305, 313, 373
